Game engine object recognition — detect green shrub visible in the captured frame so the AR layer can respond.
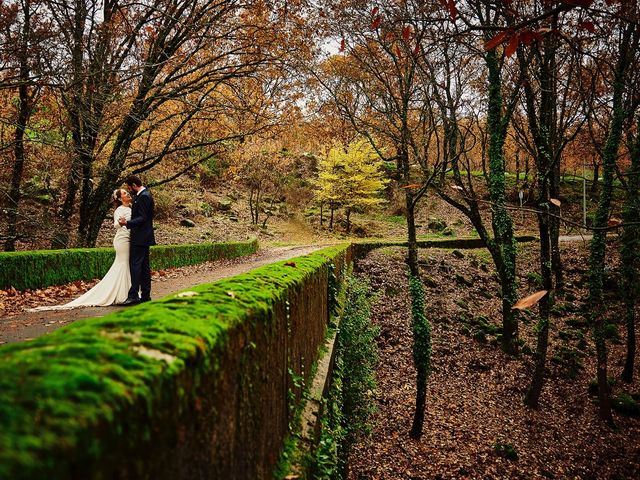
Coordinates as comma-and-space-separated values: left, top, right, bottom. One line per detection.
588, 377, 617, 396
526, 271, 543, 288
612, 393, 640, 417
313, 276, 379, 479
0, 239, 258, 291
493, 442, 518, 461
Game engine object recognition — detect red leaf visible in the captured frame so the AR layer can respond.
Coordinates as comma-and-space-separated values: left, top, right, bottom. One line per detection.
401, 183, 423, 189
505, 33, 519, 57
561, 0, 594, 6
340, 38, 345, 52
578, 21, 595, 32
402, 26, 411, 41
372, 6, 379, 17
395, 44, 402, 58
512, 290, 548, 310
485, 30, 510, 51
284, 261, 297, 267
520, 30, 542, 46
446, 0, 458, 20
371, 15, 381, 29
608, 217, 622, 227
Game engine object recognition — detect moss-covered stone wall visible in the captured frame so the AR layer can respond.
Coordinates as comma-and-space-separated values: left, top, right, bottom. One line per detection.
0, 244, 351, 480
351, 235, 536, 260
0, 239, 258, 291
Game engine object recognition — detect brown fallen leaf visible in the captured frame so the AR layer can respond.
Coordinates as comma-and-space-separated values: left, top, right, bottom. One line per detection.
512, 290, 548, 310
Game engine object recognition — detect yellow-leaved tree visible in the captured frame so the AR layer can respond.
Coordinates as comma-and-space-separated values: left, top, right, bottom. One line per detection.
315, 138, 388, 232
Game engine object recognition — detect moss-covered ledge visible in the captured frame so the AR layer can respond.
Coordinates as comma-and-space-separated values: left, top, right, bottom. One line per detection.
351, 235, 537, 259
0, 243, 352, 480
0, 238, 258, 291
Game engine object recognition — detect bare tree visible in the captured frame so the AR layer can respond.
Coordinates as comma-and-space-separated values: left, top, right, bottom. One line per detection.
43, 0, 280, 247
0, 0, 52, 250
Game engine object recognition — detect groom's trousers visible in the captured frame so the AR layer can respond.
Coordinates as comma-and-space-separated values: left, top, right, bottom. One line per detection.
128, 245, 151, 301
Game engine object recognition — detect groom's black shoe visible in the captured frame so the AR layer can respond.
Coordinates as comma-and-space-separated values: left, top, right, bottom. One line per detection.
140, 297, 151, 303
119, 298, 140, 306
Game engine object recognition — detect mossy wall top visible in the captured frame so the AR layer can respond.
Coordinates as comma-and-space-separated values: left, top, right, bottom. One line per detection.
0, 239, 258, 291
0, 244, 351, 480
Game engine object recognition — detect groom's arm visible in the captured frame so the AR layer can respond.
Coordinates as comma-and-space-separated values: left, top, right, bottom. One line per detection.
125, 193, 153, 229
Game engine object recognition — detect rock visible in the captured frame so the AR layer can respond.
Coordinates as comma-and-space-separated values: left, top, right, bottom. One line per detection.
423, 276, 438, 288
217, 199, 233, 211
455, 298, 469, 310
228, 215, 239, 222
353, 224, 367, 237
468, 359, 491, 372
479, 289, 493, 299
180, 218, 196, 228
427, 216, 447, 232
455, 274, 473, 287
452, 249, 465, 259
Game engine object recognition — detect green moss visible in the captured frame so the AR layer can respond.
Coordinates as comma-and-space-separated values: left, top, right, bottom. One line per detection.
612, 393, 640, 417
0, 244, 351, 480
493, 442, 518, 461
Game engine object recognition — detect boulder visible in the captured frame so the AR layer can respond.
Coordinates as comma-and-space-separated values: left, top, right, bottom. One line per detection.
217, 199, 233, 211
427, 216, 447, 231
180, 218, 196, 228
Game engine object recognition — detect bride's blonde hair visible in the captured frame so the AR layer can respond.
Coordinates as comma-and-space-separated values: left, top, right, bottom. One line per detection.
112, 189, 123, 207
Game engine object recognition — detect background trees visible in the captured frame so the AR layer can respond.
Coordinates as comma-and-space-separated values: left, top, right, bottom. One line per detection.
315, 138, 388, 231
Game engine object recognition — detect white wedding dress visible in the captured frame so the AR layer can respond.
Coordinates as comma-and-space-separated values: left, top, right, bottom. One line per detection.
31, 206, 132, 311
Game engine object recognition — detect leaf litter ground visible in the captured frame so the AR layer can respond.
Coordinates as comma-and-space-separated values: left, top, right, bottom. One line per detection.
349, 242, 639, 480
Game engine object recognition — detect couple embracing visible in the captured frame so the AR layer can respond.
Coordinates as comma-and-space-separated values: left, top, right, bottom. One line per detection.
33, 176, 155, 311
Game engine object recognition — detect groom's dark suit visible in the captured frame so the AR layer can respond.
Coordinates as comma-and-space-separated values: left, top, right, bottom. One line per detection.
125, 187, 155, 302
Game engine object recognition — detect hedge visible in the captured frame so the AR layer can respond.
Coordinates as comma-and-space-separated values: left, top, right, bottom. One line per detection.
351, 235, 537, 259
0, 243, 352, 480
0, 239, 259, 291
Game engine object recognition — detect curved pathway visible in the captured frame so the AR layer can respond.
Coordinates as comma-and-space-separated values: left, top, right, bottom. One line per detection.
0, 245, 325, 345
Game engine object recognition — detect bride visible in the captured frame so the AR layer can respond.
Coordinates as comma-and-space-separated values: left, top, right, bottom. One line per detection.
31, 189, 133, 310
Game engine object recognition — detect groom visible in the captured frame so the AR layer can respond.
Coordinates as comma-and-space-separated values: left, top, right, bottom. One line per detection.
118, 175, 156, 305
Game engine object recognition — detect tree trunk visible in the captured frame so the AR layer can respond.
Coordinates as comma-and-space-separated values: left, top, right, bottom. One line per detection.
4, 1, 33, 251
515, 150, 520, 190
408, 275, 431, 439
486, 48, 518, 355
590, 161, 600, 197
621, 125, 640, 383
525, 196, 553, 408
550, 163, 564, 291
587, 23, 635, 424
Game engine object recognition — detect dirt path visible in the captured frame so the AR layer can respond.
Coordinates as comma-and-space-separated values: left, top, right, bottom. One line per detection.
0, 245, 325, 345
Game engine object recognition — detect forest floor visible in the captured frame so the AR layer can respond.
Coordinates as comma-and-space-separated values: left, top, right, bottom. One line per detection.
0, 244, 325, 344
349, 241, 639, 480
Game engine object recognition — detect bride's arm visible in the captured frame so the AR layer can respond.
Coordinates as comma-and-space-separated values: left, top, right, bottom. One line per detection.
114, 206, 132, 228
113, 208, 122, 228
